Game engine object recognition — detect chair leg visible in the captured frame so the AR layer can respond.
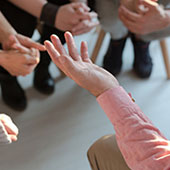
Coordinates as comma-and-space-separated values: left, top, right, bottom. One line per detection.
160, 40, 170, 79
91, 28, 106, 63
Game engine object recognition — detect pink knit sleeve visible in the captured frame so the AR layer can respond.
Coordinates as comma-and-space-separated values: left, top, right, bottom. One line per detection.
97, 86, 170, 170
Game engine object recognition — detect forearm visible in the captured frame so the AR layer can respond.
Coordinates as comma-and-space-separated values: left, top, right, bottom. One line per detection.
8, 0, 47, 18
0, 12, 16, 44
97, 86, 170, 170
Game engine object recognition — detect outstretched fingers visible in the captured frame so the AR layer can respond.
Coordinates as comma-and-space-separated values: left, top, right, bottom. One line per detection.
44, 40, 63, 69
50, 34, 67, 56
44, 40, 60, 60
45, 40, 74, 77
64, 32, 81, 61
80, 41, 92, 63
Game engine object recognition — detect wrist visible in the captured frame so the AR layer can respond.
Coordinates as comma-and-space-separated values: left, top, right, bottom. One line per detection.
93, 81, 119, 97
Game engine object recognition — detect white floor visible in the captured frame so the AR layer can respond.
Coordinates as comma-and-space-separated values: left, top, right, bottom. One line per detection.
0, 30, 170, 170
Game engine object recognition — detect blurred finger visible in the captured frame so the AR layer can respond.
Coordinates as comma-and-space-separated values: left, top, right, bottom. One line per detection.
72, 2, 90, 12
119, 6, 141, 22
44, 41, 73, 77
72, 20, 99, 35
24, 54, 39, 65
9, 135, 17, 142
1, 119, 19, 136
29, 48, 40, 60
119, 12, 139, 30
0, 130, 11, 144
44, 40, 60, 61
81, 41, 91, 63
140, 0, 158, 10
16, 34, 46, 51
12, 43, 30, 53
78, 11, 98, 20
50, 35, 67, 55
64, 32, 81, 61
88, 11, 98, 19
76, 7, 85, 15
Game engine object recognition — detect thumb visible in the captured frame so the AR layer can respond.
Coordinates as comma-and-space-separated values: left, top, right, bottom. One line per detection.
12, 43, 30, 53
3, 34, 20, 50
8, 34, 19, 47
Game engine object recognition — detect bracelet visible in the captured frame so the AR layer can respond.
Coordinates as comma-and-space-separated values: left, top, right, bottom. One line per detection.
40, 2, 59, 27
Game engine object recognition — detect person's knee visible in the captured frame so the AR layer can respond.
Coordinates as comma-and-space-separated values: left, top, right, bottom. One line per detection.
87, 134, 117, 170
87, 134, 130, 170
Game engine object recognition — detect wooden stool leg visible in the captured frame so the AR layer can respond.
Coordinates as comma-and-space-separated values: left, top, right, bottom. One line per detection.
91, 28, 106, 63
160, 40, 170, 79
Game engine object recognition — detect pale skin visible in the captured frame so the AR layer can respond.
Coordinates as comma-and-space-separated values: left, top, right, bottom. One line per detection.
0, 49, 40, 76
119, 0, 170, 35
8, 0, 99, 35
0, 12, 45, 52
55, 2, 99, 35
0, 114, 19, 142
45, 32, 119, 97
0, 12, 43, 76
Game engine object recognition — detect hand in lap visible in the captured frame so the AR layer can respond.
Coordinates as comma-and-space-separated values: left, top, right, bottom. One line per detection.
45, 32, 119, 97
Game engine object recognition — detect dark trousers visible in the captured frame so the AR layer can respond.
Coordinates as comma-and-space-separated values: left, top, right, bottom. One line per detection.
0, 0, 69, 78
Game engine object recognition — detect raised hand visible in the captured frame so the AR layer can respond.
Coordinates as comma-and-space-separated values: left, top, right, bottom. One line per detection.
45, 32, 119, 97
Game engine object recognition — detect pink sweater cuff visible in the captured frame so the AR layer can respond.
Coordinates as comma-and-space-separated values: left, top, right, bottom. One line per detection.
97, 86, 136, 123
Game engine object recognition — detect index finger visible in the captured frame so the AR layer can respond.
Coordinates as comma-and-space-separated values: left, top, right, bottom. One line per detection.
25, 40, 46, 51
72, 2, 90, 12
50, 35, 67, 56
12, 43, 30, 53
44, 40, 60, 63
16, 34, 46, 51
78, 11, 98, 20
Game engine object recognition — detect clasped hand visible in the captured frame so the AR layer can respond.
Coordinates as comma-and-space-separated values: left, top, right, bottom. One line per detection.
55, 2, 99, 35
119, 0, 170, 35
1, 34, 45, 76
